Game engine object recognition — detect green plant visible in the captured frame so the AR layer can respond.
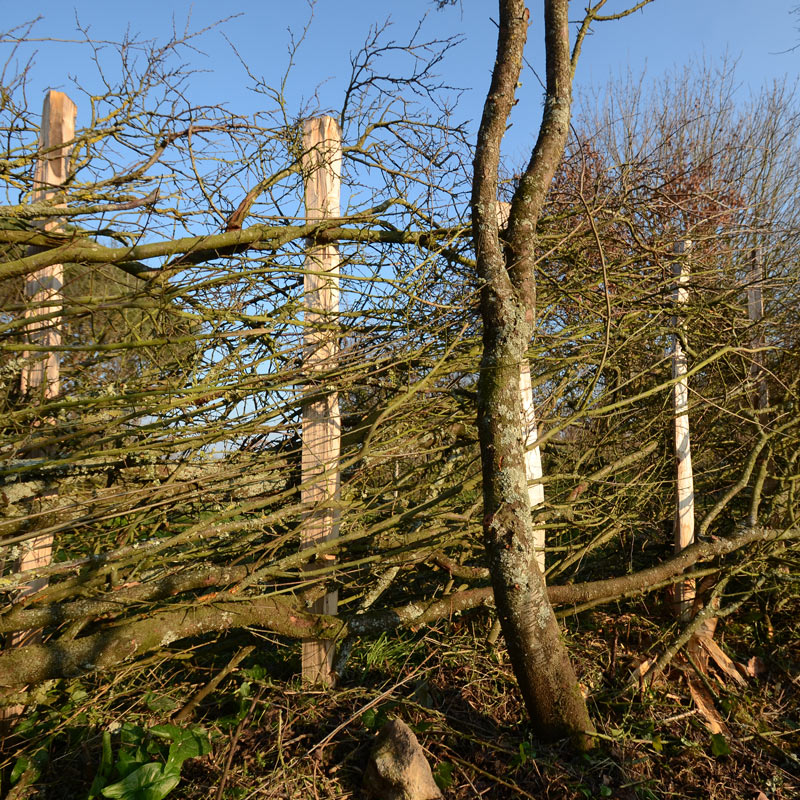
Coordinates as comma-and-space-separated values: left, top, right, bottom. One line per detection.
86, 722, 210, 800
511, 739, 537, 768
432, 761, 454, 791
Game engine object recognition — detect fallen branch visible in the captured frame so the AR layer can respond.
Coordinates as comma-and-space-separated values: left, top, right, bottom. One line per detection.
0, 526, 793, 690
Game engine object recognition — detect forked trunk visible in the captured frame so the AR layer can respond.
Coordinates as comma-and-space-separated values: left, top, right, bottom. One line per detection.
471, 0, 595, 746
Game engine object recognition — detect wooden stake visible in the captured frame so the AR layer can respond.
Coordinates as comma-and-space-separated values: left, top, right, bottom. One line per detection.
671, 240, 695, 619
300, 116, 341, 685
519, 362, 546, 573
747, 246, 768, 412
13, 90, 76, 647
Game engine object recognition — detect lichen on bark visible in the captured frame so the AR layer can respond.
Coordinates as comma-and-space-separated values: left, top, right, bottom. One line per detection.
471, 0, 595, 747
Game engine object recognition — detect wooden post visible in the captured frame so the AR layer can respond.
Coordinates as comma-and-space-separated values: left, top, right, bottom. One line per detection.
747, 246, 768, 412
519, 362, 546, 573
497, 202, 546, 573
13, 90, 76, 647
300, 116, 341, 685
671, 240, 695, 619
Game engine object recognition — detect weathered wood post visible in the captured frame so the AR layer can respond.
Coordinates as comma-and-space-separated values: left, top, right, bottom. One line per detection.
13, 90, 77, 646
300, 116, 342, 685
671, 240, 695, 619
519, 362, 546, 573
747, 245, 768, 413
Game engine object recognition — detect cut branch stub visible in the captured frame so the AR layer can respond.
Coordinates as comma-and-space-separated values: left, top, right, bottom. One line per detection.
300, 115, 342, 685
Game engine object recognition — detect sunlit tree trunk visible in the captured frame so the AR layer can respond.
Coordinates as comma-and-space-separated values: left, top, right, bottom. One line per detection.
671, 240, 696, 620
472, 0, 594, 746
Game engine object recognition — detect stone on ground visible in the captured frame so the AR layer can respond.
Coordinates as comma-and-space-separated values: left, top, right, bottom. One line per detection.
362, 718, 443, 800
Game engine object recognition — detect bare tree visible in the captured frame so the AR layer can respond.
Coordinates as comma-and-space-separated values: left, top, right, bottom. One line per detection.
470, 0, 667, 745
1, 6, 798, 766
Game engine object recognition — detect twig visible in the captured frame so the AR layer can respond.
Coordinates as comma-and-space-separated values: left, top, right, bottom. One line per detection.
447, 753, 539, 800
173, 645, 254, 723
0, 189, 160, 220
215, 685, 263, 800
632, 576, 763, 689
309, 651, 435, 755
631, 580, 730, 689
333, 565, 400, 678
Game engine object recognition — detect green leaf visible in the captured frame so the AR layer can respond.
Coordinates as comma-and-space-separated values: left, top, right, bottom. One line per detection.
120, 724, 147, 747
600, 785, 613, 797
88, 732, 114, 799
114, 750, 147, 780
243, 664, 266, 681
144, 693, 177, 713
237, 681, 252, 699
88, 773, 108, 799
101, 763, 180, 800
70, 685, 89, 703
148, 724, 183, 742
433, 761, 454, 791
12, 712, 40, 736
101, 731, 114, 775
10, 756, 30, 785
651, 734, 663, 753
165, 731, 211, 772
410, 721, 433, 734
147, 724, 211, 772
361, 708, 379, 730
512, 740, 536, 767
710, 733, 731, 757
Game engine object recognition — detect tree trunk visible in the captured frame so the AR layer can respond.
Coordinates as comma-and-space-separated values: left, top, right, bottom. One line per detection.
471, 0, 594, 747
671, 240, 696, 619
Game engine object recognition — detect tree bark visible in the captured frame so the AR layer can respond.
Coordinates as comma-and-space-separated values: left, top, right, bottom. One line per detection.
671, 241, 696, 619
471, 0, 594, 747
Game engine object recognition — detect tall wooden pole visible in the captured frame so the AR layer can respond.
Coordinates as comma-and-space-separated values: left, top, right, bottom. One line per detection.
519, 362, 546, 573
300, 116, 341, 685
13, 90, 76, 647
21, 90, 75, 399
671, 240, 695, 619
747, 246, 768, 413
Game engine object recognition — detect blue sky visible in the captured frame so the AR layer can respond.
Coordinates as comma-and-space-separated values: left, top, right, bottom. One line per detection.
3, 1, 798, 165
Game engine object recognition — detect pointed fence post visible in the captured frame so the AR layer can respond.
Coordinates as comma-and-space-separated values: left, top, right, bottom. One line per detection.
671, 240, 695, 619
519, 362, 546, 573
300, 116, 342, 685
747, 246, 768, 413
13, 90, 77, 647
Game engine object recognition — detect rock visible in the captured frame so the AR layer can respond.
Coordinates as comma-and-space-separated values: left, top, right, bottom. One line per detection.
363, 718, 443, 800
